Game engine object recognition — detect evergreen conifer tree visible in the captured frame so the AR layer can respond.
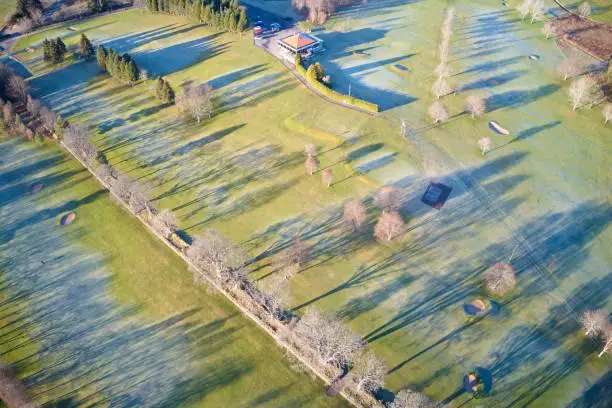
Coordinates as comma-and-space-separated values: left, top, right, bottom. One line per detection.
192, 0, 201, 21
229, 11, 237, 31
156, 77, 164, 101
126, 60, 138, 85
237, 9, 248, 32
97, 44, 107, 71
80, 34, 94, 59
42, 38, 52, 62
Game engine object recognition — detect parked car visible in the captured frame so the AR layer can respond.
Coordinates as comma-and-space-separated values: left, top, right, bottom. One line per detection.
270, 23, 280, 32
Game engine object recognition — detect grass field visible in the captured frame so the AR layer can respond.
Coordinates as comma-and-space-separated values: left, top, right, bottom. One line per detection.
0, 136, 346, 407
0, 0, 15, 23
10, 2, 612, 406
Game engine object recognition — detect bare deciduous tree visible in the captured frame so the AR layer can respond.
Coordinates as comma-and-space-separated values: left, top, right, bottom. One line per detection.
95, 163, 114, 186
557, 58, 582, 80
374, 186, 402, 213
29, 7, 43, 25
603, 103, 612, 124
580, 310, 608, 337
26, 95, 41, 117
542, 20, 554, 38
484, 262, 516, 295
2, 102, 15, 127
517, 0, 532, 20
343, 199, 367, 232
305, 155, 319, 175
599, 327, 612, 358
64, 124, 96, 166
139, 68, 149, 81
321, 168, 333, 187
428, 101, 449, 123
8, 76, 29, 104
304, 143, 317, 157
466, 95, 486, 118
578, 1, 591, 17
529, 0, 546, 23
11, 17, 34, 34
39, 107, 57, 130
152, 209, 179, 238
177, 82, 214, 123
374, 211, 405, 242
255, 275, 291, 319
187, 229, 247, 284
478, 137, 492, 155
294, 307, 364, 369
434, 62, 452, 78
282, 236, 309, 269
128, 180, 153, 214
112, 173, 135, 203
389, 388, 436, 408
568, 76, 601, 110
352, 350, 387, 393
432, 77, 452, 99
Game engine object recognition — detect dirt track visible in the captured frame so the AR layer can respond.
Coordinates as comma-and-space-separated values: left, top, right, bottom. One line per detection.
552, 13, 612, 60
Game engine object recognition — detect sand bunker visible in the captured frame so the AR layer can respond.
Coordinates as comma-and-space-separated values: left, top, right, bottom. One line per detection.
67, 27, 78, 31
463, 299, 488, 316
489, 121, 510, 135
25, 47, 34, 53
394, 64, 409, 71
29, 182, 43, 194
353, 51, 369, 58
463, 374, 480, 393
529, 55, 540, 60
60, 212, 76, 226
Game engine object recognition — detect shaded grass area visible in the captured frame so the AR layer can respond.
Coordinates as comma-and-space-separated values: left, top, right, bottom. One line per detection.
0, 137, 346, 407
13, 4, 612, 407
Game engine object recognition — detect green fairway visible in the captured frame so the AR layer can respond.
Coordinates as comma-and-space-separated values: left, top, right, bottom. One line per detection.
0, 136, 346, 407
11, 3, 611, 407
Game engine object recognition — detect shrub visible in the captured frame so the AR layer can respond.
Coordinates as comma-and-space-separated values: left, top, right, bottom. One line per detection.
295, 65, 378, 113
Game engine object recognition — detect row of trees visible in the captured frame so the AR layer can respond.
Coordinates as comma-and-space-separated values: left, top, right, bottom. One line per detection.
96, 45, 139, 85
6, 0, 43, 33
42, 38, 67, 64
428, 8, 454, 125
145, 0, 248, 33
0, 76, 66, 143
516, 0, 546, 24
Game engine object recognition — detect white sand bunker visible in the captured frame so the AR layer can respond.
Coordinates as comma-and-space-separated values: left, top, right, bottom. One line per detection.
60, 212, 76, 226
489, 121, 510, 135
529, 55, 540, 60
67, 27, 78, 31
29, 182, 43, 194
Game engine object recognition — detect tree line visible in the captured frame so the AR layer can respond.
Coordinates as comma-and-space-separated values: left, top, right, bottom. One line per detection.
96, 45, 139, 85
42, 38, 68, 64
6, 0, 43, 33
145, 0, 248, 33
